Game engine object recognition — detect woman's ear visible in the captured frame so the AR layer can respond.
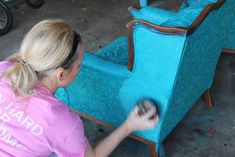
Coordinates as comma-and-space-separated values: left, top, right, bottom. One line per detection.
55, 67, 67, 83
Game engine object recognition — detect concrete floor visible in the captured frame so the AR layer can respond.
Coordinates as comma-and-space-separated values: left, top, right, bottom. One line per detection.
0, 0, 235, 157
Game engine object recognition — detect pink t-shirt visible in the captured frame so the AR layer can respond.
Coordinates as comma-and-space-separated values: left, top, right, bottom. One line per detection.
0, 61, 88, 157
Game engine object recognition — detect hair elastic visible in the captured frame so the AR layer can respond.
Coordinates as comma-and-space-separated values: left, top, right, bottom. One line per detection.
18, 57, 27, 66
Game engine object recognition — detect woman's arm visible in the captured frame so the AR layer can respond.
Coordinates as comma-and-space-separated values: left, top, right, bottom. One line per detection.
84, 106, 159, 157
84, 123, 129, 157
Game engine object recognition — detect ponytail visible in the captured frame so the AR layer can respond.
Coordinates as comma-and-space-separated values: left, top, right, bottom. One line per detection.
3, 54, 38, 95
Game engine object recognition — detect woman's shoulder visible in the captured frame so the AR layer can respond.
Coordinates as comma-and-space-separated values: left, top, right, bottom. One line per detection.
0, 60, 13, 74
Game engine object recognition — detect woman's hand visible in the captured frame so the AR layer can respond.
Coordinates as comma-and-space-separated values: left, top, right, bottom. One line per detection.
124, 105, 159, 133
84, 104, 160, 157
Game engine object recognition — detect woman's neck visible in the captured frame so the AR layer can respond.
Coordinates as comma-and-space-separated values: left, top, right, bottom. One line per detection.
40, 77, 58, 94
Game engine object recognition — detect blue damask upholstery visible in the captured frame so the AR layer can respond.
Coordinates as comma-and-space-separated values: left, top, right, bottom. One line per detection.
55, 0, 233, 156
95, 37, 128, 66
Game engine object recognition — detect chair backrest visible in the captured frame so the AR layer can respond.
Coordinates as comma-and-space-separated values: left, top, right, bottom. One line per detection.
159, 0, 234, 141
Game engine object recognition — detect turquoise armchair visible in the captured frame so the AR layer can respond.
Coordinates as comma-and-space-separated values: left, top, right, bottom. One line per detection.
55, 0, 232, 156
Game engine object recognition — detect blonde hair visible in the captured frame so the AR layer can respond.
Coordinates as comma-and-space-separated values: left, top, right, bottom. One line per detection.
2, 19, 81, 95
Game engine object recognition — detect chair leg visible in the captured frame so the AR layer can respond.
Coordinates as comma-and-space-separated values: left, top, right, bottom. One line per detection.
202, 89, 213, 108
148, 142, 159, 157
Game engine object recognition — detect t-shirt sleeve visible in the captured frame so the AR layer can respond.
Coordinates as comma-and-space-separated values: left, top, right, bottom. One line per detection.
52, 112, 88, 157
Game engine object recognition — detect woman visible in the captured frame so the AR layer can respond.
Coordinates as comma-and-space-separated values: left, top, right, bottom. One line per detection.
0, 19, 158, 157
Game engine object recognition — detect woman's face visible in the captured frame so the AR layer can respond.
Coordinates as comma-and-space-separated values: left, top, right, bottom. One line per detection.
64, 44, 84, 86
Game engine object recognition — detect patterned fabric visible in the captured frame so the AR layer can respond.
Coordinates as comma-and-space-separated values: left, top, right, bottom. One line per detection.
223, 17, 235, 49
96, 36, 128, 66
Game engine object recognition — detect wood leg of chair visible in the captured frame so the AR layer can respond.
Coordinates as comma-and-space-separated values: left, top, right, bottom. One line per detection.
202, 89, 213, 108
148, 142, 159, 157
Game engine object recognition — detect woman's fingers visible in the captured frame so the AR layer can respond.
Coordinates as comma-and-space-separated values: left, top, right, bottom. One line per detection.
140, 107, 159, 129
125, 105, 160, 132
148, 115, 159, 127
132, 106, 140, 115
140, 116, 159, 130
142, 106, 156, 119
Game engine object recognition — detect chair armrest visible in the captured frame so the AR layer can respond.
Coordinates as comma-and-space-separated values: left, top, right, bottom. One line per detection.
83, 52, 131, 78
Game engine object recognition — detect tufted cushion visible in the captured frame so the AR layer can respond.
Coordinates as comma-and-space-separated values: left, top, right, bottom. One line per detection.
162, 0, 218, 27
162, 4, 204, 27
180, 0, 218, 10
130, 6, 175, 25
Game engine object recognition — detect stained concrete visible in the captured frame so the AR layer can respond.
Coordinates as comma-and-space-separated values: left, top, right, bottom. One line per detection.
0, 0, 234, 157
